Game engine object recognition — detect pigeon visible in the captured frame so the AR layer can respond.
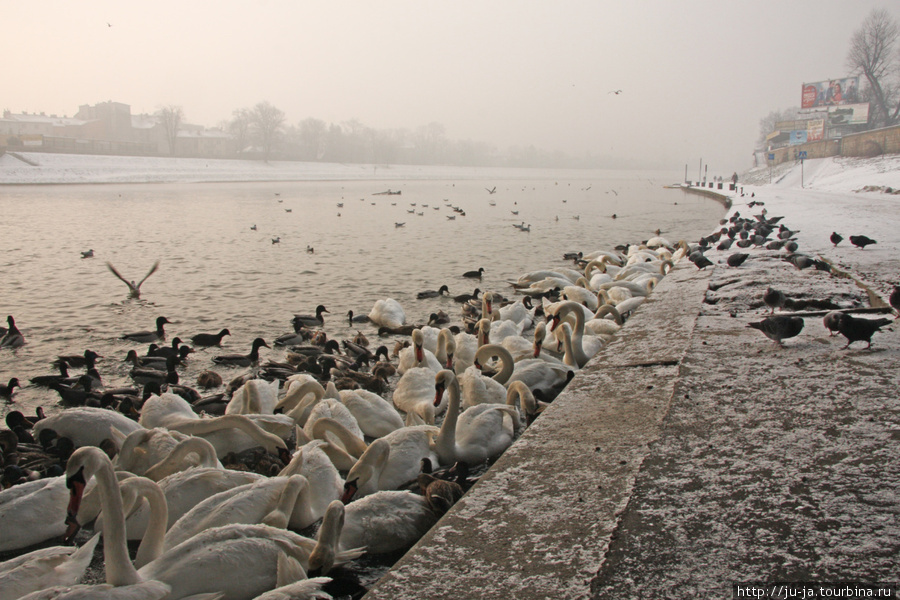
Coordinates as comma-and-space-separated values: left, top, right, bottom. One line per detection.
747, 315, 804, 346
727, 253, 749, 267
692, 254, 713, 270
835, 313, 892, 349
763, 287, 786, 313
890, 285, 900, 318
786, 254, 815, 270
823, 311, 842, 336
830, 232, 843, 247
849, 235, 877, 249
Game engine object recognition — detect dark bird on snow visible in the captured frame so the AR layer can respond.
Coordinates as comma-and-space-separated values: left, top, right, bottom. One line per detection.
786, 254, 815, 270
213, 337, 270, 367
463, 267, 485, 279
80, 249, 94, 259
823, 311, 843, 336
830, 232, 843, 247
747, 315, 804, 346
691, 254, 713, 270
292, 305, 329, 329
190, 328, 231, 347
417, 285, 450, 299
727, 253, 749, 267
890, 285, 900, 318
763, 287, 786, 313
849, 235, 877, 249
122, 316, 171, 343
106, 260, 160, 299
835, 313, 892, 349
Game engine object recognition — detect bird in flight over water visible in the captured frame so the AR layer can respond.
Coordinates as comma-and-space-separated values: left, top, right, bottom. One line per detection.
106, 260, 160, 299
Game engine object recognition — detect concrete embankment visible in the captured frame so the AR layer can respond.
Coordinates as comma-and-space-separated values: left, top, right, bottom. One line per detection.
366, 188, 899, 598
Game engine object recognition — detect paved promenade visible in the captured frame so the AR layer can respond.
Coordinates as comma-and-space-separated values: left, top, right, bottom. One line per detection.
365, 179, 899, 599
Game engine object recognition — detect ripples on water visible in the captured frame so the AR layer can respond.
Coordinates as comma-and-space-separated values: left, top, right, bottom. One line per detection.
0, 172, 724, 594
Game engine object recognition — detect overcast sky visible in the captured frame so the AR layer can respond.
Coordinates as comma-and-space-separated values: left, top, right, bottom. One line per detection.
4, 1, 900, 173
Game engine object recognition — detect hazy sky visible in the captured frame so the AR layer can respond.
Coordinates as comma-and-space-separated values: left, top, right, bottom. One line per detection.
4, 1, 900, 173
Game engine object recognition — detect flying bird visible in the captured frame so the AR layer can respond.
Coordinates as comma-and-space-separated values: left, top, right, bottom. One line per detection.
747, 315, 804, 346
834, 313, 892, 349
106, 260, 159, 299
830, 232, 843, 247
609, 90, 622, 95
849, 235, 877, 249
763, 287, 786, 313
486, 186, 497, 194
81, 249, 94, 259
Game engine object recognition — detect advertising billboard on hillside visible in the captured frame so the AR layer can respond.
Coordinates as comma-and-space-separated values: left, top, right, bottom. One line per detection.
801, 77, 860, 109
827, 103, 869, 126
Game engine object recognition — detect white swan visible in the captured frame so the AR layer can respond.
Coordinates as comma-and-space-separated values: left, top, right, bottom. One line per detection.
458, 344, 513, 407
368, 298, 406, 329
112, 467, 262, 542
302, 398, 364, 442
225, 378, 281, 415
32, 407, 143, 449
547, 301, 605, 367
397, 329, 442, 374
432, 370, 518, 466
64, 446, 364, 599
329, 493, 438, 555
0, 533, 99, 600
114, 429, 222, 480
342, 426, 439, 501
161, 475, 309, 552
505, 380, 543, 430
139, 392, 288, 458
585, 304, 624, 336
275, 376, 325, 426
337, 388, 404, 438
392, 332, 449, 423
278, 440, 343, 529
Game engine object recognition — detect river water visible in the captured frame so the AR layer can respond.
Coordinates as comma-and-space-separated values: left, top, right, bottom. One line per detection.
1, 172, 723, 413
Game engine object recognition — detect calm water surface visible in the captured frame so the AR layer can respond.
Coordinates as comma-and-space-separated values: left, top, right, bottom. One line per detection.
1, 174, 723, 412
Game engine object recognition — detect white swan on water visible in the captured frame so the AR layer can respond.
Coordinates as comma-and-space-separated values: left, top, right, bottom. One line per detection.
0, 533, 99, 600
368, 297, 406, 329
342, 425, 439, 501
63, 446, 364, 599
33, 406, 143, 449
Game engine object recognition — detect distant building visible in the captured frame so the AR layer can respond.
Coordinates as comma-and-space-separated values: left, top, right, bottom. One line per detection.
1, 101, 237, 158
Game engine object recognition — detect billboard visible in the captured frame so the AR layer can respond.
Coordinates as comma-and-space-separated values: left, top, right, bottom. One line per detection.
827, 103, 869, 126
801, 77, 860, 109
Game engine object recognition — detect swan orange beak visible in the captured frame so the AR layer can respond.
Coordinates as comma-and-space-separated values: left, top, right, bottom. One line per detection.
445, 352, 454, 369
549, 314, 561, 332
533, 339, 542, 358
434, 382, 445, 407
341, 479, 358, 504
64, 468, 86, 543
415, 343, 424, 363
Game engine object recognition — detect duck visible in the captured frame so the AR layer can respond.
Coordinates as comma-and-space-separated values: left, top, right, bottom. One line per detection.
57, 349, 102, 369
431, 370, 518, 466
212, 337, 270, 368
106, 260, 160, 299
368, 298, 407, 329
122, 316, 171, 343
0, 316, 25, 349
292, 305, 329, 329
417, 284, 450, 299
347, 310, 371, 326
0, 378, 20, 400
452, 288, 481, 303
462, 267, 485, 279
190, 328, 231, 347
63, 446, 364, 598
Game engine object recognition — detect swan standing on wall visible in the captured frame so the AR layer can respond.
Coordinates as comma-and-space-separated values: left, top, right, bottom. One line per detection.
63, 446, 364, 599
368, 298, 406, 329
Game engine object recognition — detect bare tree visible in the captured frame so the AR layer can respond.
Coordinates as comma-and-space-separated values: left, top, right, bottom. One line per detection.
757, 108, 800, 147
846, 8, 900, 127
250, 101, 285, 161
156, 105, 184, 156
229, 108, 253, 154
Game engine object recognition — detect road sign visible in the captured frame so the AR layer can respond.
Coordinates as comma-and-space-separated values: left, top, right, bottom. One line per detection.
798, 151, 808, 159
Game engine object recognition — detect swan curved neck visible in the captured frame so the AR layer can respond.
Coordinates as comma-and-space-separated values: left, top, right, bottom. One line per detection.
434, 375, 459, 465
128, 477, 168, 568
91, 452, 142, 586
167, 414, 285, 455
475, 344, 514, 385
143, 436, 219, 480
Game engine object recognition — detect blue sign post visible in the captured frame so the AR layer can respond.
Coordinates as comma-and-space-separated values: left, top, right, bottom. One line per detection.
798, 151, 807, 187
